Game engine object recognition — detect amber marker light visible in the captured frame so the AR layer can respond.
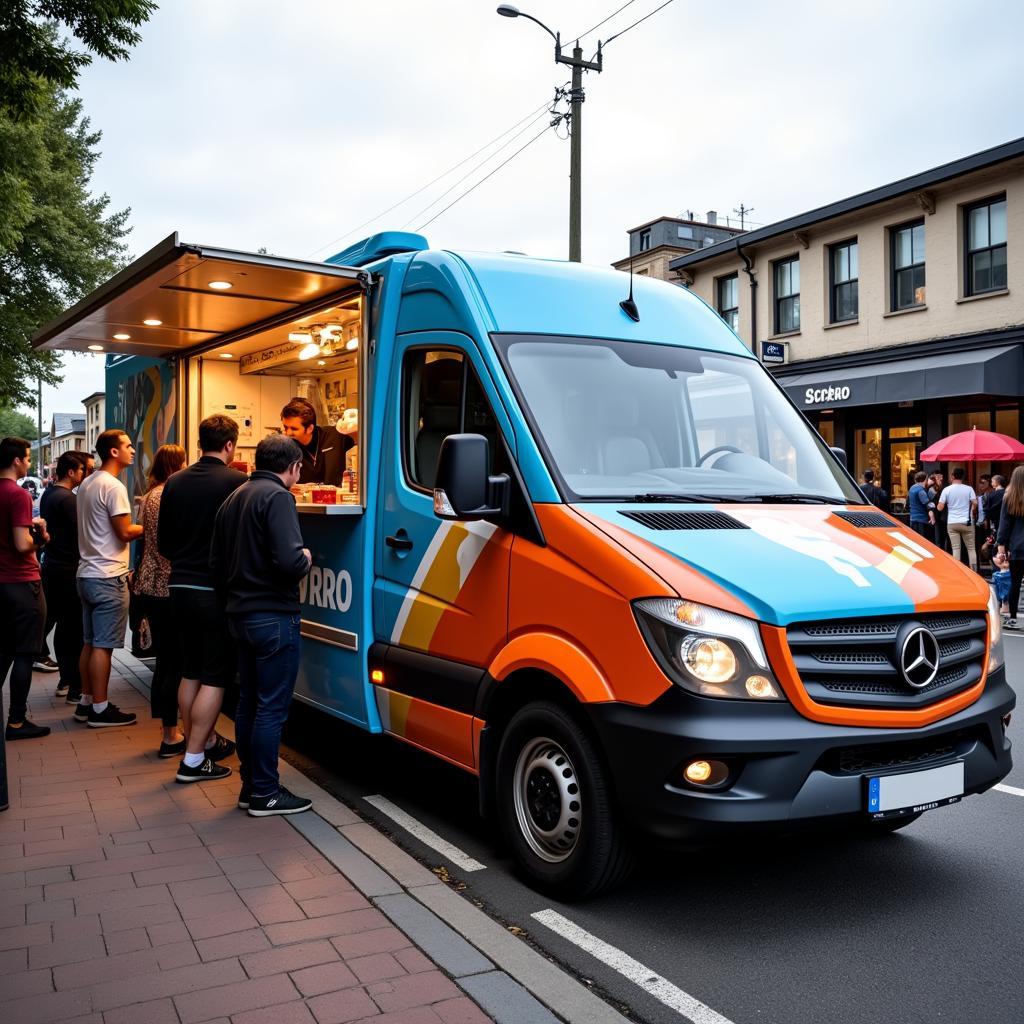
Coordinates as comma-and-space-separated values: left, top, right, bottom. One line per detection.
684, 760, 713, 784
745, 675, 780, 699
208, 280, 232, 290
683, 758, 729, 787
371, 669, 385, 684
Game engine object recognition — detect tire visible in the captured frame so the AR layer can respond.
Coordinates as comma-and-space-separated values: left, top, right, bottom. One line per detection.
495, 701, 632, 899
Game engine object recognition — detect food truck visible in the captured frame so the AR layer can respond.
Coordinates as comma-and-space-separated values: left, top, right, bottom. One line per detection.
35, 231, 1015, 896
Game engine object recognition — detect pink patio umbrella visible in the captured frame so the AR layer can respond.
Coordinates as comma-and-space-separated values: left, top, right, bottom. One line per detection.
920, 426, 1024, 462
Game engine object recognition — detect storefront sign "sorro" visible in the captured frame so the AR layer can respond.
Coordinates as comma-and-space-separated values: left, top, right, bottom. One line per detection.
805, 385, 852, 405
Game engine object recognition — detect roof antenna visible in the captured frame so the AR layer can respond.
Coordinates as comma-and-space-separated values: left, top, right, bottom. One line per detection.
620, 252, 640, 322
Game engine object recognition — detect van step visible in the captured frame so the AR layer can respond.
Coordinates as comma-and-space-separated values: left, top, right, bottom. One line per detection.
619, 510, 750, 531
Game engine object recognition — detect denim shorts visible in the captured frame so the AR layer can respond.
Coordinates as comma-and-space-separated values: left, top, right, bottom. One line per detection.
77, 574, 130, 649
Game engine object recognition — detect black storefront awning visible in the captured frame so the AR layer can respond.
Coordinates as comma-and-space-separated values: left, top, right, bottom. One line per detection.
780, 344, 1024, 411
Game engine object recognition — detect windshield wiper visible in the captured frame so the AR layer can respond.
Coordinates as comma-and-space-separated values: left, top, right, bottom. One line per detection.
750, 493, 848, 505
626, 493, 753, 504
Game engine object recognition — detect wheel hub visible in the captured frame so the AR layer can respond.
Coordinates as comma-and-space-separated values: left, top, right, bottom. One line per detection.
513, 737, 582, 864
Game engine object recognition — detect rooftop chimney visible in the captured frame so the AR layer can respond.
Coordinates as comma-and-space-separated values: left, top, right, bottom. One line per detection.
706, 210, 717, 226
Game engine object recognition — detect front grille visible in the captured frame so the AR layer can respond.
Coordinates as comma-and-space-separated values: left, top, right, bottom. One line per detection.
787, 612, 987, 710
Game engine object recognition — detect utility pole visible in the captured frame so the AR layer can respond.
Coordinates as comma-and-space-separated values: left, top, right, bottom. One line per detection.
36, 377, 42, 475
497, 7, 602, 262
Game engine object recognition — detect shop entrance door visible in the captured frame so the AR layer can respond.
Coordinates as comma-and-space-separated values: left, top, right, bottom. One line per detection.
886, 426, 924, 515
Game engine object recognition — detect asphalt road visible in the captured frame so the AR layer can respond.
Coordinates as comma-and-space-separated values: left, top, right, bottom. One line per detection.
280, 636, 1024, 1024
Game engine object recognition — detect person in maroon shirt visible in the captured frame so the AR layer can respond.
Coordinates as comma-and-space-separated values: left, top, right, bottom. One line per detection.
0, 437, 51, 739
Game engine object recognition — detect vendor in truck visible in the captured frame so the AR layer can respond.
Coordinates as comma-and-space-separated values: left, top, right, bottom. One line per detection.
280, 397, 357, 486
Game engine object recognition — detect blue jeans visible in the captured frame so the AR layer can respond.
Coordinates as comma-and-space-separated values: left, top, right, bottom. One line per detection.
229, 613, 301, 797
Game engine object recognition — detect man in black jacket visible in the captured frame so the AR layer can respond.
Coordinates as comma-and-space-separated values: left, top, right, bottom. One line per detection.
280, 397, 355, 485
860, 469, 889, 509
211, 434, 312, 816
158, 415, 247, 779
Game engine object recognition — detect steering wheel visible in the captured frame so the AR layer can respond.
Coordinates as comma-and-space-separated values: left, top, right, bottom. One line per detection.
697, 444, 743, 467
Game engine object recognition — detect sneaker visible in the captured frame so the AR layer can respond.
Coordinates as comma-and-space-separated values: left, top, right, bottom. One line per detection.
66, 691, 82, 706
5, 719, 52, 740
55, 680, 69, 698
205, 734, 236, 763
1007, 619, 1019, 630
72, 702, 91, 722
248, 787, 312, 818
158, 739, 187, 759
176, 758, 232, 784
33, 657, 59, 672
237, 785, 251, 810
86, 704, 138, 728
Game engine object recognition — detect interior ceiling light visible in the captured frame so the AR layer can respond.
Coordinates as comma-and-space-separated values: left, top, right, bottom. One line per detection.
317, 359, 326, 366
143, 318, 162, 326
219, 352, 233, 359
288, 331, 313, 344
298, 342, 321, 361
113, 332, 131, 340
87, 344, 104, 351
208, 280, 232, 290
345, 338, 359, 351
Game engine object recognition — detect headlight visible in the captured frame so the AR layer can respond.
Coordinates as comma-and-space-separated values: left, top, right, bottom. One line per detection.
634, 598, 785, 700
988, 586, 1005, 674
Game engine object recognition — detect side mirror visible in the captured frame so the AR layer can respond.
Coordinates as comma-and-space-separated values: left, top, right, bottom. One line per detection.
829, 446, 848, 468
433, 434, 510, 521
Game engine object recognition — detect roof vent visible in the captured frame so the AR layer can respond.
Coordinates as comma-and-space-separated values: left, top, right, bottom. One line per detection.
620, 510, 750, 531
833, 511, 894, 528
326, 231, 428, 268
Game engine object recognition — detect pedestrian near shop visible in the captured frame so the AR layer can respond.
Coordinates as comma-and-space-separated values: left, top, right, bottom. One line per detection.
860, 469, 888, 509
938, 467, 978, 571
74, 430, 143, 728
158, 415, 246, 782
211, 434, 313, 816
928, 471, 949, 551
996, 467, 1024, 628
133, 444, 187, 757
988, 474, 1005, 535
0, 437, 51, 740
907, 471, 935, 540
39, 452, 86, 704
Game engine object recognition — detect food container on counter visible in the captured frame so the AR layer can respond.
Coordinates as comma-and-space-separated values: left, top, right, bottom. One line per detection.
311, 486, 338, 504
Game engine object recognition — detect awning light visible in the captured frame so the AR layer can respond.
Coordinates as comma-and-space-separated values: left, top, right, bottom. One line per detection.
208, 280, 232, 290
87, 344, 104, 351
143, 318, 162, 326
113, 332, 130, 340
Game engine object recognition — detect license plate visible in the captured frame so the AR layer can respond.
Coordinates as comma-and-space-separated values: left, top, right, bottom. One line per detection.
866, 762, 964, 819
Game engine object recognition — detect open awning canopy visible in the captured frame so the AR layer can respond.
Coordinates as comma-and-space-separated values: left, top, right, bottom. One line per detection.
780, 344, 1024, 411
32, 233, 368, 359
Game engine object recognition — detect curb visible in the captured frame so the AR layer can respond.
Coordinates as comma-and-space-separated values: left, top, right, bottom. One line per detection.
118, 661, 629, 1024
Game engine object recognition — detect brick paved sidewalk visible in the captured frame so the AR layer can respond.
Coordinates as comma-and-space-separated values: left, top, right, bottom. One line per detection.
0, 667, 494, 1024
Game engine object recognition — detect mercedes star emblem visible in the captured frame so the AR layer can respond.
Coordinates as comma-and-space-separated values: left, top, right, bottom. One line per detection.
900, 626, 941, 689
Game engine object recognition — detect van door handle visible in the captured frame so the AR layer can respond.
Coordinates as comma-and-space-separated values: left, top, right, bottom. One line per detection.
385, 533, 414, 551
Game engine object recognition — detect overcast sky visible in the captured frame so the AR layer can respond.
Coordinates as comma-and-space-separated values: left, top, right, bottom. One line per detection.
25, 0, 1024, 429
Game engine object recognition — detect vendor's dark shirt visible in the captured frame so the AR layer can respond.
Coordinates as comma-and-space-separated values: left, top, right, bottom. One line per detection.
297, 425, 355, 485
39, 484, 78, 571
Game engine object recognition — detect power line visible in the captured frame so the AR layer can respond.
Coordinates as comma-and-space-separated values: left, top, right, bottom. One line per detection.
416, 122, 556, 232
401, 102, 558, 230
306, 96, 555, 257
603, 0, 676, 46
571, 0, 638, 42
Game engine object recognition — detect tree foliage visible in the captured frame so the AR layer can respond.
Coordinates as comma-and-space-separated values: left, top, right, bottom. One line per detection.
0, 406, 40, 440
0, 79, 131, 407
0, 0, 156, 118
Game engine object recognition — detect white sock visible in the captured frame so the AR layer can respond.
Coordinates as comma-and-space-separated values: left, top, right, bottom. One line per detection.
92, 700, 108, 714
184, 751, 206, 768
80, 694, 93, 705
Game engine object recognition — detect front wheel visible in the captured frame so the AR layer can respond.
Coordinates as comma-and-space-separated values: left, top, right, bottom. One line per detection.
495, 701, 632, 899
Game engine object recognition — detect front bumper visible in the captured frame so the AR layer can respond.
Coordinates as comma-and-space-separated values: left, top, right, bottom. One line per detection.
585, 666, 1015, 843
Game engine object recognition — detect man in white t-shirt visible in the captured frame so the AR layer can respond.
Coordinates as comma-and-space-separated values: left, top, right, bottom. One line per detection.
74, 429, 144, 728
938, 467, 979, 571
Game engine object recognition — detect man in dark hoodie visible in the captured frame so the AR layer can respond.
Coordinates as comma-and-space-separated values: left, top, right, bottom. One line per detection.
211, 433, 312, 817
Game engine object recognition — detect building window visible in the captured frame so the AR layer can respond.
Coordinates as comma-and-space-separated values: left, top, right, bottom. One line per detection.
639, 229, 651, 252
965, 196, 1007, 295
891, 221, 925, 309
774, 256, 800, 334
678, 226, 694, 240
829, 239, 858, 323
716, 273, 739, 332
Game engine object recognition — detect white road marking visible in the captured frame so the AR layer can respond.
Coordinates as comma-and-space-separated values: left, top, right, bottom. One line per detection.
532, 908, 735, 1024
995, 783, 1024, 797
363, 794, 486, 872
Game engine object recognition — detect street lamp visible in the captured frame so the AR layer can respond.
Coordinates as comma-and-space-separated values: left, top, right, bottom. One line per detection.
496, 6, 602, 262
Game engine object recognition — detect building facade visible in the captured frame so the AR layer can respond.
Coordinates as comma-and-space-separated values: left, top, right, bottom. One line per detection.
82, 390, 105, 453
669, 137, 1024, 513
612, 212, 744, 283
49, 413, 86, 463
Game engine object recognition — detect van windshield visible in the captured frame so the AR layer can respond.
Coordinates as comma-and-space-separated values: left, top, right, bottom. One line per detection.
495, 335, 861, 503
